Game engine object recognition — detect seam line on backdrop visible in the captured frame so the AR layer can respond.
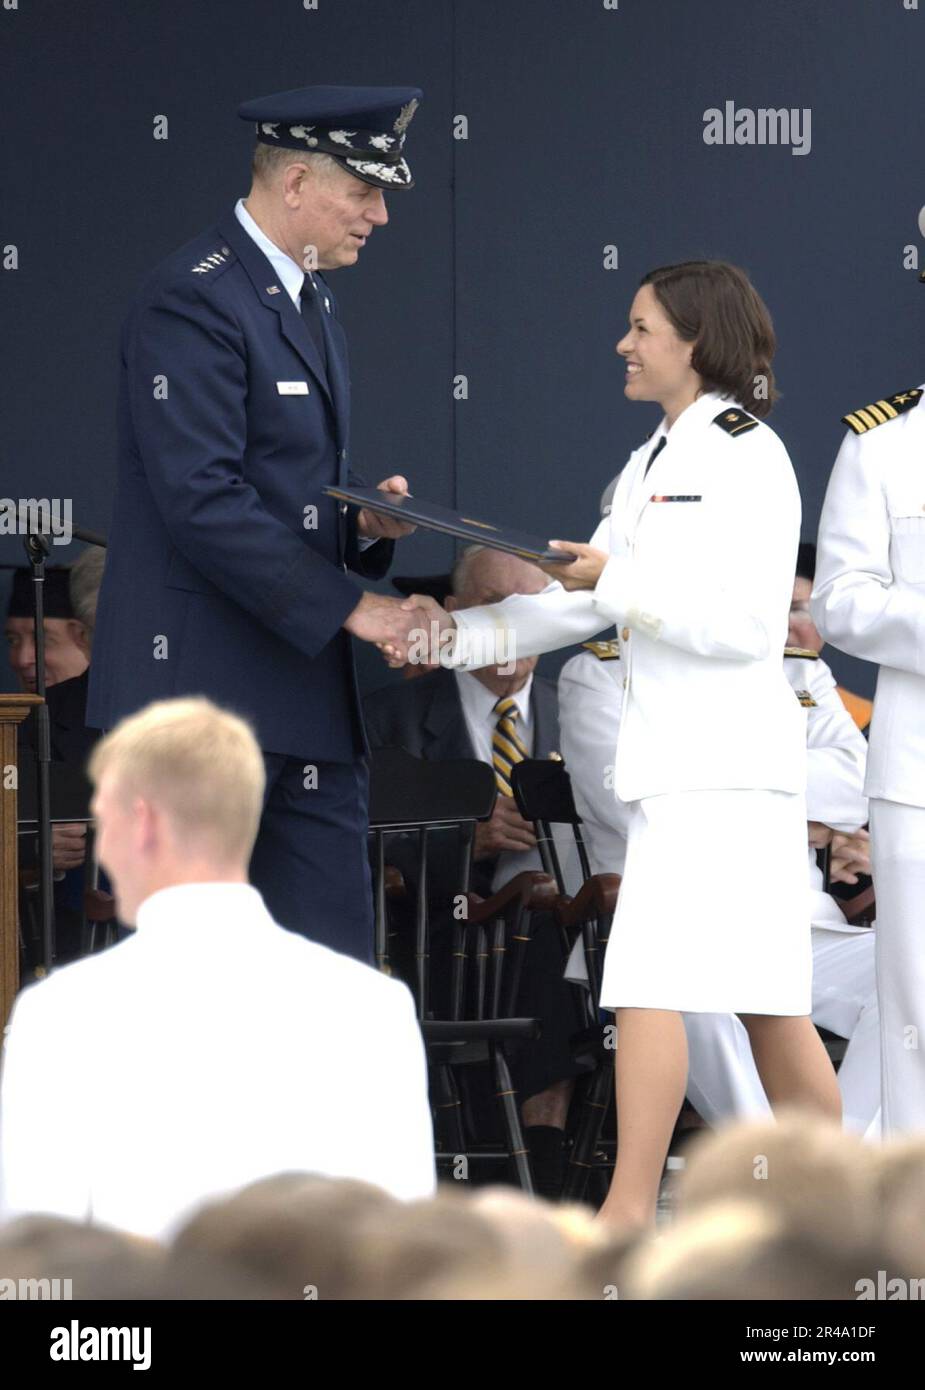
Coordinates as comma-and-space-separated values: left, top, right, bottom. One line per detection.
451, 0, 459, 528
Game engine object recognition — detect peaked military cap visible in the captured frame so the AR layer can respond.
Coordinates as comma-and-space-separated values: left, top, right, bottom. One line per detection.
238, 85, 422, 190
842, 389, 922, 436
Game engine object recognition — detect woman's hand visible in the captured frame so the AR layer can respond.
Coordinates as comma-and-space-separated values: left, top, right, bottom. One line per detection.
538, 541, 609, 591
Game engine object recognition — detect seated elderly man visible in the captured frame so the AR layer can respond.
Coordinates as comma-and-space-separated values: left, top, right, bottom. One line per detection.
364, 545, 586, 1198
4, 566, 89, 695
558, 553, 879, 1138
17, 547, 110, 970
0, 697, 435, 1240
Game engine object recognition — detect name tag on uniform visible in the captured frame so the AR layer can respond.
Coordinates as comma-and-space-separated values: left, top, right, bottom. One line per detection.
650, 494, 702, 503
277, 381, 309, 395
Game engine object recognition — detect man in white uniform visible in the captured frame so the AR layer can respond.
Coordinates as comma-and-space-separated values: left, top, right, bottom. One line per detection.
0, 697, 435, 1241
557, 615, 879, 1135
812, 383, 925, 1135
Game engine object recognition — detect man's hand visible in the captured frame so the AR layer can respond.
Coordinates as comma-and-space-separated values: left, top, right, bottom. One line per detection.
474, 797, 538, 860
537, 540, 609, 591
357, 475, 416, 541
829, 828, 871, 886
378, 593, 457, 668
343, 592, 430, 652
52, 822, 88, 872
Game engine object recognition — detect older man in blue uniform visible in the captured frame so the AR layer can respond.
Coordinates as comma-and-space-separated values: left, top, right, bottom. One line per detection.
87, 86, 426, 962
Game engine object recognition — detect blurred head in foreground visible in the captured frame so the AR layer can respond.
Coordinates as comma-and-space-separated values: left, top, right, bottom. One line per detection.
87, 697, 266, 925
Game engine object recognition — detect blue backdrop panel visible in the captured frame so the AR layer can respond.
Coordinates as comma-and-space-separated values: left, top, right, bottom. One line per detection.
2, 0, 922, 699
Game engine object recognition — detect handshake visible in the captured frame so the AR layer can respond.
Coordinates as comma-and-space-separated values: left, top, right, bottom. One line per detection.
344, 591, 458, 669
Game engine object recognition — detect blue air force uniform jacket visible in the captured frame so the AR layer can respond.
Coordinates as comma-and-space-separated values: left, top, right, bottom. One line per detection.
86, 213, 393, 759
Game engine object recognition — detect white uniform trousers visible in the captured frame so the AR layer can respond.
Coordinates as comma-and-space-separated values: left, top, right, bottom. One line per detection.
869, 798, 925, 1136
683, 925, 880, 1138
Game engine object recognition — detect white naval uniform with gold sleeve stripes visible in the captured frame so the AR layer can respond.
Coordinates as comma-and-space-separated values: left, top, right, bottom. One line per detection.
811, 385, 925, 1134
448, 389, 810, 1014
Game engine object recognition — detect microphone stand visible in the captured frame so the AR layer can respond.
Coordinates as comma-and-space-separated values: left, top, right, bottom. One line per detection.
22, 531, 56, 975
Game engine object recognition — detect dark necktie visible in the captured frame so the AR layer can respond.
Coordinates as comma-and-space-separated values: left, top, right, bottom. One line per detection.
299, 273, 329, 376
644, 435, 667, 478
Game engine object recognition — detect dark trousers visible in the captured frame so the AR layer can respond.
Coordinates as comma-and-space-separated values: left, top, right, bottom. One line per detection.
249, 754, 374, 965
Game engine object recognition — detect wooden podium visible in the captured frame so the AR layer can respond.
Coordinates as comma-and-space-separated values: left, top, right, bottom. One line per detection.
1, 693, 42, 1028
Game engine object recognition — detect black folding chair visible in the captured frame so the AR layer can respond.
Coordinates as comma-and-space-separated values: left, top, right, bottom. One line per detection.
368, 748, 555, 1192
511, 756, 621, 1202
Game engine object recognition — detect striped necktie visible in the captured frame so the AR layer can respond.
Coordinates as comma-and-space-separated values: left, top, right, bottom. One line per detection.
492, 697, 529, 796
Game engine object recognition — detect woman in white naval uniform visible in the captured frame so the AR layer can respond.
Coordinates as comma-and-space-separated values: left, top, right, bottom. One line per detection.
385, 261, 841, 1226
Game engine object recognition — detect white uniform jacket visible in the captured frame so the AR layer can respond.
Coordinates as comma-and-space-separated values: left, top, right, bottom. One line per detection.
450, 390, 805, 802
0, 883, 436, 1241
788, 652, 869, 834
787, 651, 870, 934
811, 387, 925, 808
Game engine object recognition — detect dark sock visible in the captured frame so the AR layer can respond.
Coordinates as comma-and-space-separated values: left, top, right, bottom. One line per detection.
524, 1124, 566, 1201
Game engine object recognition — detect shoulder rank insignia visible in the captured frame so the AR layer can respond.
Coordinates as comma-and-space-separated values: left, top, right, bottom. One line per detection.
191, 248, 231, 275
582, 639, 621, 661
842, 389, 922, 436
784, 646, 820, 660
713, 408, 759, 437
794, 689, 817, 709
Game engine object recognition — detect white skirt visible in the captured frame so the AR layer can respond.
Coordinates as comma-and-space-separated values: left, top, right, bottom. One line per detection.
598, 788, 813, 1015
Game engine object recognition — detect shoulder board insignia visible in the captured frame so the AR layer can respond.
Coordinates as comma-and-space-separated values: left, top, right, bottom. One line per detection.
794, 689, 818, 709
713, 408, 759, 437
842, 389, 922, 436
582, 639, 621, 661
783, 646, 820, 660
191, 248, 232, 275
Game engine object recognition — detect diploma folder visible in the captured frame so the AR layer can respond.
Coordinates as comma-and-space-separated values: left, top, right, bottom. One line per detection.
323, 486, 575, 565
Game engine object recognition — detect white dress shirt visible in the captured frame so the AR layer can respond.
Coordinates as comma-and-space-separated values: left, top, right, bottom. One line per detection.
0, 883, 435, 1241
234, 197, 304, 306
454, 669, 534, 766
